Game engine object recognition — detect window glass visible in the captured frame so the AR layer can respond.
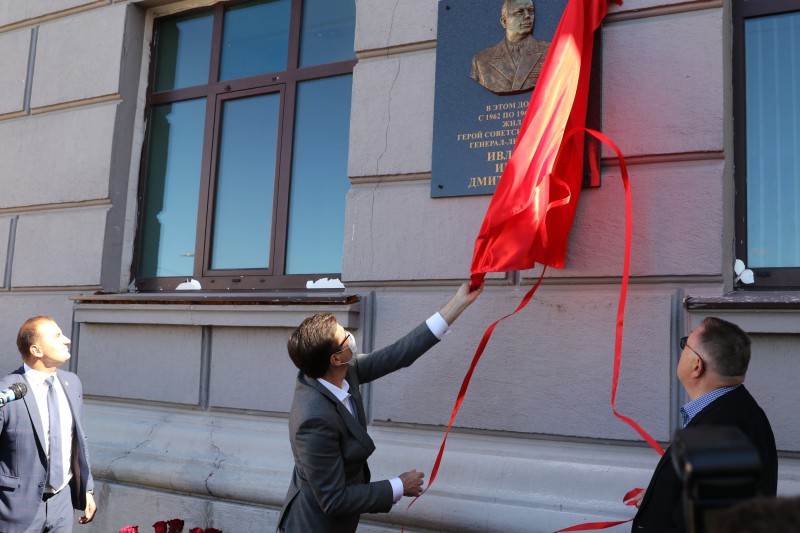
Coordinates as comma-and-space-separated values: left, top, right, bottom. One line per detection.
153, 12, 213, 92
745, 12, 800, 267
299, 0, 356, 67
210, 93, 281, 270
138, 1, 356, 290
285, 75, 352, 274
220, 0, 291, 81
138, 99, 206, 277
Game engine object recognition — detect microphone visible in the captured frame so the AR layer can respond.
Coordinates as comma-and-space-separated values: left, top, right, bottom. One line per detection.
0, 382, 28, 407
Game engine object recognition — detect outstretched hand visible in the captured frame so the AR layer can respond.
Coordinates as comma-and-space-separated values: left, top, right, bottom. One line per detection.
439, 282, 484, 325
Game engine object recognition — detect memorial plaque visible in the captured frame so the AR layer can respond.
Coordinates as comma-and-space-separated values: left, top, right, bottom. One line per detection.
431, 0, 601, 198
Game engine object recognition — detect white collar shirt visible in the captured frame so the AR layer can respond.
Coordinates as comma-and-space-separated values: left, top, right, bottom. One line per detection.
23, 364, 74, 493
316, 377, 356, 418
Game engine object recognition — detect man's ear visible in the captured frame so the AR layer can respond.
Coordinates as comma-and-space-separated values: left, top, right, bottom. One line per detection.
29, 344, 43, 359
691, 355, 705, 378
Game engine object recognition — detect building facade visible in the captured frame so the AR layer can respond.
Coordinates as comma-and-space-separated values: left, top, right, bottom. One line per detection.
0, 0, 798, 531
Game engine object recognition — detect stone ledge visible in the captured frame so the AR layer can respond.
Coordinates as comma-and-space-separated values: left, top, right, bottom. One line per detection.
86, 402, 800, 532
686, 293, 800, 333
73, 299, 361, 328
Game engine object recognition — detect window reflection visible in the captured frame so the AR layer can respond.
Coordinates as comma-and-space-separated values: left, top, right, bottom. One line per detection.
745, 12, 800, 267
220, 0, 291, 81
211, 93, 281, 270
299, 0, 356, 67
138, 99, 206, 277
285, 75, 352, 274
153, 12, 213, 92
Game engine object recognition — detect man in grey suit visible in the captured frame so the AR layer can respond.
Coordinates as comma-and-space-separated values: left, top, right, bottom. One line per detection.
471, 0, 550, 95
0, 317, 96, 533
277, 282, 483, 533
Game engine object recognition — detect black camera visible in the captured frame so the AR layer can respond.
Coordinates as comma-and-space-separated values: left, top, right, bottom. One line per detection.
671, 425, 761, 533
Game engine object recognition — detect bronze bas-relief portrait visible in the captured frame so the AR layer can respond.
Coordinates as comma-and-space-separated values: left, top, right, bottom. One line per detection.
470, 0, 550, 95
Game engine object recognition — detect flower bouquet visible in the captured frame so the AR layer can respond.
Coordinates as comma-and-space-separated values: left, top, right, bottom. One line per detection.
119, 518, 222, 533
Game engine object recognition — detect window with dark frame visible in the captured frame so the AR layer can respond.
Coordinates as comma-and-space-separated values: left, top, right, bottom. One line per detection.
133, 0, 356, 292
733, 0, 800, 289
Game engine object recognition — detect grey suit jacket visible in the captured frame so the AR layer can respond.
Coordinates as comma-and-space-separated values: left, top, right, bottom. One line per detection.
471, 35, 550, 94
277, 322, 440, 533
0, 367, 94, 533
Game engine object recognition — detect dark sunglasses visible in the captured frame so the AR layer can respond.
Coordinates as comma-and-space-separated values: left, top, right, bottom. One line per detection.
332, 332, 352, 356
680, 336, 705, 362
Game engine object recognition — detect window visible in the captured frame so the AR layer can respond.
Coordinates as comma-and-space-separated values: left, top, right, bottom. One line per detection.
733, 0, 800, 288
134, 0, 356, 291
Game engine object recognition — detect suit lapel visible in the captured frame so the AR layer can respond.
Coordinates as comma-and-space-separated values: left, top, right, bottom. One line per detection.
349, 385, 368, 430
305, 375, 375, 452
16, 368, 47, 451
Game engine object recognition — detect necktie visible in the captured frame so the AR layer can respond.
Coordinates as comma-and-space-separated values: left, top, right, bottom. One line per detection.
46, 376, 64, 490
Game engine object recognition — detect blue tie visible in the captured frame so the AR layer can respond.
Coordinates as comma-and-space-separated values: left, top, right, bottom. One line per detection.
46, 376, 64, 490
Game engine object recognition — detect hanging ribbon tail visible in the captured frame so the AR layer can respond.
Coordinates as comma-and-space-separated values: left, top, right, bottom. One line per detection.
552, 130, 662, 531
406, 266, 547, 515
554, 518, 633, 532
581, 128, 664, 456
551, 488, 643, 532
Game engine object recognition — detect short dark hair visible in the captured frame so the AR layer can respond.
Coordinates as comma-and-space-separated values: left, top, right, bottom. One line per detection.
710, 496, 800, 533
17, 316, 54, 358
287, 313, 338, 378
696, 316, 751, 377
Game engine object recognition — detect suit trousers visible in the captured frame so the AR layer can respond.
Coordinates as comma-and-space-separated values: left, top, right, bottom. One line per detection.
22, 487, 73, 533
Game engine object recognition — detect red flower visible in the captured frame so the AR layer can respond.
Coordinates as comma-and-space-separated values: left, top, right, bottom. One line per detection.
188, 529, 203, 533
167, 519, 185, 533
119, 527, 140, 533
152, 521, 167, 533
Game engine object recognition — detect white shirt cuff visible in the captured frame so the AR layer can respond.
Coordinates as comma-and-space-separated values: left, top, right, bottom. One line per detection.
426, 312, 450, 339
389, 477, 404, 503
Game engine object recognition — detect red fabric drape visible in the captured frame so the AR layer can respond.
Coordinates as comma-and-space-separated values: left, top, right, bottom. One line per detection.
470, 0, 616, 290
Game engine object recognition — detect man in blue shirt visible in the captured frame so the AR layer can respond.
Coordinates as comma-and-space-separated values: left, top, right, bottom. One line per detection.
631, 316, 778, 532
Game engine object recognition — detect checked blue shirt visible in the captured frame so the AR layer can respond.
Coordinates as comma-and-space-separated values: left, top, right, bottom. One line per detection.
680, 385, 740, 428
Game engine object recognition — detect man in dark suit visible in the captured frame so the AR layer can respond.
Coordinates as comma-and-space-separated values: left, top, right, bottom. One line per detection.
277, 282, 482, 533
471, 0, 550, 95
0, 317, 96, 533
631, 317, 778, 532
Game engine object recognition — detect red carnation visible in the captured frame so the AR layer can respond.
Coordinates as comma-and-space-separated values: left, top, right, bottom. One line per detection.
119, 527, 140, 533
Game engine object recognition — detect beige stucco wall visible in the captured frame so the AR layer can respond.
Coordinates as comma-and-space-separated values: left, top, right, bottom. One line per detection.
1, 0, 799, 532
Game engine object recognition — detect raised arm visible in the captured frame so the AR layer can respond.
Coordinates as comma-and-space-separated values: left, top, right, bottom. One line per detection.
438, 282, 483, 325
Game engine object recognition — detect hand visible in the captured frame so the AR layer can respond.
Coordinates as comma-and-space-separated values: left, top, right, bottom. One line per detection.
629, 488, 645, 508
439, 282, 484, 325
79, 492, 96, 524
399, 469, 425, 497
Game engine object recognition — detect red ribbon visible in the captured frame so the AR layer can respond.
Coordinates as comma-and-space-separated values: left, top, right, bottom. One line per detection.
406, 0, 668, 529
553, 488, 644, 532
551, 129, 662, 532
407, 267, 548, 517
581, 129, 664, 457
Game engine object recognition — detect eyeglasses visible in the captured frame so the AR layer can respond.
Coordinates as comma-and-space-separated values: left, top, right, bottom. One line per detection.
332, 332, 351, 356
679, 336, 706, 363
